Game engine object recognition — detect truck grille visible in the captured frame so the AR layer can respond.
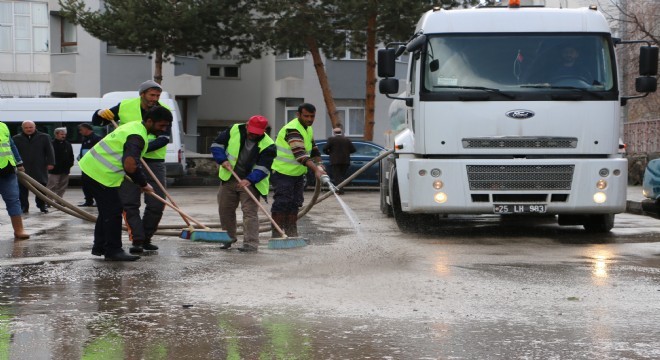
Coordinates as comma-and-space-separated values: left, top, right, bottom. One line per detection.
466, 165, 574, 190
462, 137, 577, 149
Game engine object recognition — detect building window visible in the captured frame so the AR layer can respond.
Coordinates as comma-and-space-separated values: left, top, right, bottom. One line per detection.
287, 49, 305, 59
61, 18, 77, 53
334, 30, 365, 60
2, 2, 49, 53
208, 65, 240, 79
107, 44, 141, 54
336, 106, 365, 136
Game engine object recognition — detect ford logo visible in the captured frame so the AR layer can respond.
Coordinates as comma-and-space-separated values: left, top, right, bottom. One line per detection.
505, 110, 535, 119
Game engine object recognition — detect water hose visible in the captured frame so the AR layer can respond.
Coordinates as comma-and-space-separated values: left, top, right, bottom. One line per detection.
297, 148, 395, 218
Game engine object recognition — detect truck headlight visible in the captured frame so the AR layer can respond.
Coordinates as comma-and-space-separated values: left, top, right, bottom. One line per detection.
596, 179, 607, 190
593, 192, 607, 204
433, 180, 444, 190
434, 192, 447, 203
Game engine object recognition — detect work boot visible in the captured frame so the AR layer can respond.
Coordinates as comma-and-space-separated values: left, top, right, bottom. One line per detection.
129, 240, 144, 254
142, 241, 159, 251
219, 239, 237, 250
11, 215, 30, 240
285, 214, 299, 237
79, 201, 95, 207
91, 248, 104, 256
237, 244, 258, 252
271, 213, 287, 238
105, 251, 140, 261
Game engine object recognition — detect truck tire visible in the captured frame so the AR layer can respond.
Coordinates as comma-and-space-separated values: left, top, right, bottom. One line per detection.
583, 214, 615, 233
391, 169, 435, 233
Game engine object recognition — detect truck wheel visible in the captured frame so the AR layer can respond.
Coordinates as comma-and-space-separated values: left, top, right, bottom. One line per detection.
583, 214, 615, 233
391, 171, 435, 232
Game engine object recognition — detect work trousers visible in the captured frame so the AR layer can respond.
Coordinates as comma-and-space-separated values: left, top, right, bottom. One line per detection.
47, 173, 70, 198
81, 183, 94, 204
330, 164, 350, 187
217, 177, 260, 246
19, 181, 46, 212
270, 171, 305, 215
0, 172, 22, 217
82, 172, 124, 255
118, 161, 166, 244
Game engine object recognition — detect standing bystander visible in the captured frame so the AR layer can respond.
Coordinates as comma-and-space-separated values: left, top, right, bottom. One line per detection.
47, 127, 74, 200
0, 120, 30, 239
211, 115, 276, 252
270, 103, 327, 237
323, 126, 355, 194
12, 120, 55, 214
78, 106, 172, 261
77, 123, 102, 207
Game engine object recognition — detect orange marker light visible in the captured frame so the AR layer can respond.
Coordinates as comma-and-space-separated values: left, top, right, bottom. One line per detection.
509, 0, 520, 7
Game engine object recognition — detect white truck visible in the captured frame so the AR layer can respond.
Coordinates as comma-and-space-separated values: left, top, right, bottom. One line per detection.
377, 2, 658, 233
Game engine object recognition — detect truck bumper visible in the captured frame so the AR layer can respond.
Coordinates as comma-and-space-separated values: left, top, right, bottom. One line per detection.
398, 157, 627, 214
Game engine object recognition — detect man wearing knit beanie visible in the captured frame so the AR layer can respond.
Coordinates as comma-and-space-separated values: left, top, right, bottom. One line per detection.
89, 79, 170, 255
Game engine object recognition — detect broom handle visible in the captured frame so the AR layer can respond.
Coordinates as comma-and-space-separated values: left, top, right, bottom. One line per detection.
229, 168, 287, 238
146, 191, 209, 229
109, 118, 192, 227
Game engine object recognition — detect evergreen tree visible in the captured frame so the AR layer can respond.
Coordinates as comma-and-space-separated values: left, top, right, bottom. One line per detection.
58, 0, 259, 84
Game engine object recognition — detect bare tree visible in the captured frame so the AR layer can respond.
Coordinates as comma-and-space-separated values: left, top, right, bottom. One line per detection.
600, 0, 659, 122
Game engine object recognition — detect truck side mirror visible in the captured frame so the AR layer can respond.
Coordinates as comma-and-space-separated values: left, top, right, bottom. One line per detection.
379, 78, 399, 95
378, 49, 397, 78
639, 46, 659, 76
636, 76, 657, 93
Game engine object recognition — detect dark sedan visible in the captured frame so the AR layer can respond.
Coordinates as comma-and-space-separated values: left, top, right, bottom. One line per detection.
306, 139, 386, 187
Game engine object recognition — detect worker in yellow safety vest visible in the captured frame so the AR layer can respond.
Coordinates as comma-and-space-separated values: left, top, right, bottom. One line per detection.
80, 106, 173, 261
270, 103, 327, 237
211, 115, 276, 252
92, 80, 171, 254
0, 120, 30, 240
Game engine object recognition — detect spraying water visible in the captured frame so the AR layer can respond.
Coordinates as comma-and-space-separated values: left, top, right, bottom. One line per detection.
320, 175, 362, 235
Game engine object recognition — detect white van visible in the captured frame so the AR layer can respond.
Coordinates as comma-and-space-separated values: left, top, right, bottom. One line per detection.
0, 92, 186, 178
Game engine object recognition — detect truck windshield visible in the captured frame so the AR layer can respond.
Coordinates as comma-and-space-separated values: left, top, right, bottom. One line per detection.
422, 34, 615, 96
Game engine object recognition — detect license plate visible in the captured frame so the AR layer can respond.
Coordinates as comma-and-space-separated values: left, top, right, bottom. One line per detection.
493, 204, 547, 214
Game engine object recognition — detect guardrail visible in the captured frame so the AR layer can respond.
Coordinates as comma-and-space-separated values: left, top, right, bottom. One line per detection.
624, 119, 660, 154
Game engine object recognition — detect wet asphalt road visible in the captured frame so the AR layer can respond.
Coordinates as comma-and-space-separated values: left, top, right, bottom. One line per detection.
1, 187, 660, 359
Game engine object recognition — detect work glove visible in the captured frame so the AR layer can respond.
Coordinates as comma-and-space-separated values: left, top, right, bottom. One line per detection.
98, 109, 114, 121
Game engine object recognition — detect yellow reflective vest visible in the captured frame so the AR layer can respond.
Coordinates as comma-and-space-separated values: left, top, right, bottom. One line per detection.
218, 124, 274, 196
79, 121, 148, 187
0, 122, 17, 169
117, 97, 169, 161
272, 118, 313, 177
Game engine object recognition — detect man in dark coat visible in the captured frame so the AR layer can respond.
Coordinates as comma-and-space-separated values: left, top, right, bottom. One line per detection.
12, 120, 55, 213
47, 127, 74, 200
323, 127, 355, 194
77, 123, 102, 206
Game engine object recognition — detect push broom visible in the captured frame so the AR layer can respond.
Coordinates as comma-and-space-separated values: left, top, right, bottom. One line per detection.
229, 169, 307, 249
109, 118, 230, 243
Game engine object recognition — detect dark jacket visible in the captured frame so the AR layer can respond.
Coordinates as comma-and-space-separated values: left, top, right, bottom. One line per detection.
79, 133, 102, 160
324, 135, 356, 165
12, 131, 55, 183
50, 139, 74, 175
210, 124, 276, 185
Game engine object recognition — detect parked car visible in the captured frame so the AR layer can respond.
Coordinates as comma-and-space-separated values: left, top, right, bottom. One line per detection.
305, 139, 386, 188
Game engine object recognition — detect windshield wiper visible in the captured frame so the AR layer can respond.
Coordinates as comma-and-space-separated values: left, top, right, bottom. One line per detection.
433, 85, 516, 99
520, 84, 604, 99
